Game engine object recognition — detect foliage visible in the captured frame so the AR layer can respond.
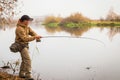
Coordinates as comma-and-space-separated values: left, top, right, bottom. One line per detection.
62, 22, 92, 28
44, 13, 91, 27
97, 22, 120, 26
60, 13, 91, 25
46, 23, 59, 27
0, 0, 19, 26
44, 16, 62, 24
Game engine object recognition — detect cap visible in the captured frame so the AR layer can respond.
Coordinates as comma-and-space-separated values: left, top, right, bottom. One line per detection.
20, 15, 33, 22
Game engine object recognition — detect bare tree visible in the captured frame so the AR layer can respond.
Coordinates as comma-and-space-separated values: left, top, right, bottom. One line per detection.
106, 7, 120, 21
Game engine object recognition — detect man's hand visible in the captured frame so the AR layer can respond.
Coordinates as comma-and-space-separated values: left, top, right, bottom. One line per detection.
35, 35, 42, 40
35, 36, 42, 42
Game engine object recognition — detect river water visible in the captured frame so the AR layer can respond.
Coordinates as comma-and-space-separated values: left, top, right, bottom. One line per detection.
0, 25, 120, 80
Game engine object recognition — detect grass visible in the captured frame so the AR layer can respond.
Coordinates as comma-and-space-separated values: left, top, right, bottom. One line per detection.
45, 23, 59, 28
44, 21, 120, 28
60, 22, 91, 28
0, 69, 42, 80
0, 60, 42, 80
43, 13, 120, 28
0, 60, 23, 80
0, 72, 24, 80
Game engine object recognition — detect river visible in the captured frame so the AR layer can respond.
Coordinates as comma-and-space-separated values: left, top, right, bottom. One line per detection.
0, 24, 120, 80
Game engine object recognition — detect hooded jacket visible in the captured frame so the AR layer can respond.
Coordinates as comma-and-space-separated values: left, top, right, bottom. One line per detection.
15, 20, 37, 44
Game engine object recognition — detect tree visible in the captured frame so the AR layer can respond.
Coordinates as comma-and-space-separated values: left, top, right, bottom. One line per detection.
106, 7, 120, 21
0, 0, 19, 26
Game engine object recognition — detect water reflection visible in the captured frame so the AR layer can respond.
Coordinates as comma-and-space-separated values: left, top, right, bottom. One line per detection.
44, 26, 120, 39
1, 24, 120, 39
45, 26, 92, 37
108, 27, 120, 40
0, 25, 120, 80
44, 26, 62, 34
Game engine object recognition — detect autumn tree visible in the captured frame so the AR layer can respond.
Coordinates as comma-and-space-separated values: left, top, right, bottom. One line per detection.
0, 0, 19, 26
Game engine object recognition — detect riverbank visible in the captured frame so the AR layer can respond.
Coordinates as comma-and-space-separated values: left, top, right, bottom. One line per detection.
0, 71, 24, 80
43, 13, 120, 28
44, 21, 120, 28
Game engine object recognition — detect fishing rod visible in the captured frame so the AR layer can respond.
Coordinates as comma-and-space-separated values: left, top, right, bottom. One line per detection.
32, 36, 105, 60
39, 36, 105, 46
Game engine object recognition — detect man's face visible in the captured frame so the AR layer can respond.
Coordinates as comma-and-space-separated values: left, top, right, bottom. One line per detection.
23, 20, 29, 26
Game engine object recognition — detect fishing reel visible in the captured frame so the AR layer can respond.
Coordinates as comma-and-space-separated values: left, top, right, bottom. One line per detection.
36, 39, 41, 42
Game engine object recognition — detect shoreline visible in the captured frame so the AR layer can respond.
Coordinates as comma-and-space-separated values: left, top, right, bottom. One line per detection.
0, 70, 24, 80
44, 21, 120, 28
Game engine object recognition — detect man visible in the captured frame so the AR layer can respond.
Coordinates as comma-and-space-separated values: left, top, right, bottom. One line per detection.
15, 15, 41, 80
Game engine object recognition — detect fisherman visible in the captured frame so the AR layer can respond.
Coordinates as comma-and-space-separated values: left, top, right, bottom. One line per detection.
15, 15, 42, 80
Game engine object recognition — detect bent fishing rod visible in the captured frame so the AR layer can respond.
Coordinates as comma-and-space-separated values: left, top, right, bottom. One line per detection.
32, 36, 105, 57
37, 36, 105, 46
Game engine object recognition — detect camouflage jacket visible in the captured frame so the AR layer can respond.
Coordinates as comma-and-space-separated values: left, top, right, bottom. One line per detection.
15, 21, 37, 44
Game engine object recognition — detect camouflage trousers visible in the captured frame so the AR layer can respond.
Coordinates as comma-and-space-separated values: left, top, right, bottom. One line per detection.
19, 47, 32, 78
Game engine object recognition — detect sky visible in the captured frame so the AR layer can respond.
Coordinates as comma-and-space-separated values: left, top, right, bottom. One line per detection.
19, 0, 120, 19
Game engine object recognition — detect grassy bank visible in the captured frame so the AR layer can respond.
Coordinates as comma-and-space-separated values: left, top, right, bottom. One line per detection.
44, 21, 120, 28
92, 21, 120, 26
43, 13, 120, 28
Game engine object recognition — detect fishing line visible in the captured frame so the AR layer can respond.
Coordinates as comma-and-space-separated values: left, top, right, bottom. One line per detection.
31, 42, 41, 61
41, 36, 105, 46
31, 36, 105, 60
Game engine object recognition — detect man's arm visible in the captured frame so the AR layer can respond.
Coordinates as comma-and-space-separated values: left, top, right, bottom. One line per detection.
29, 27, 42, 40
29, 27, 37, 36
16, 27, 36, 42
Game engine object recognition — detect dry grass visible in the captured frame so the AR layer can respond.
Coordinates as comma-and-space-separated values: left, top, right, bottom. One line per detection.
60, 13, 90, 25
0, 71, 24, 80
44, 16, 62, 24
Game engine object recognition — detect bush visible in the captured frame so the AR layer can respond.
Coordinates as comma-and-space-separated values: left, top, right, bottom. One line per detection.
60, 13, 91, 25
44, 16, 62, 24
